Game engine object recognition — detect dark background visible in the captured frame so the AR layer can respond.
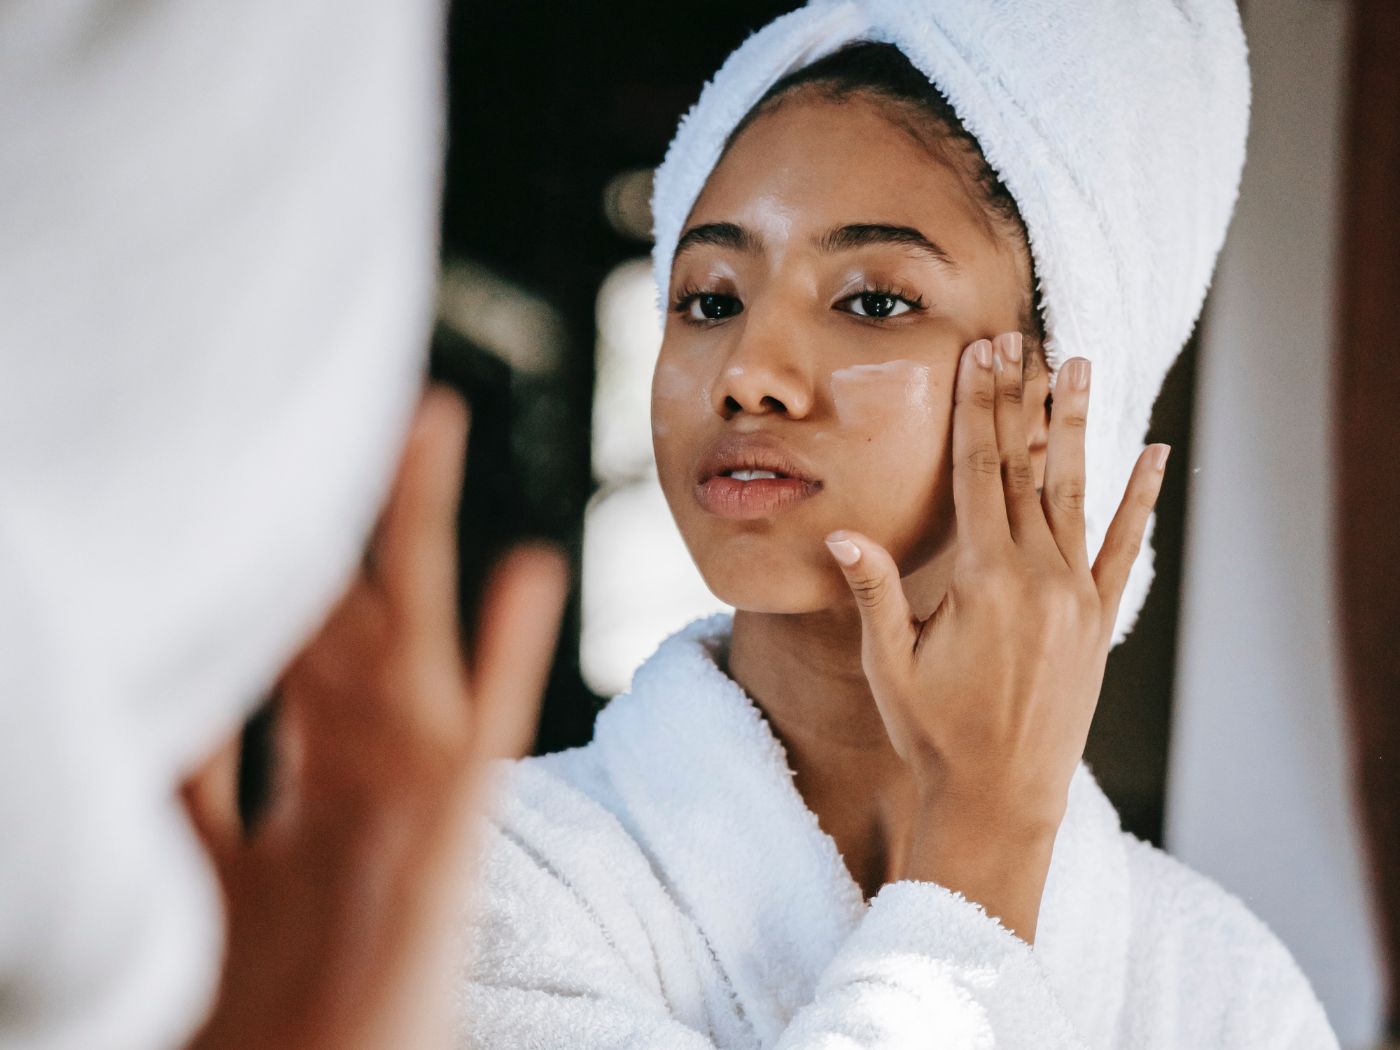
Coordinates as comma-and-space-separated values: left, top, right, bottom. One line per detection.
438, 0, 1200, 847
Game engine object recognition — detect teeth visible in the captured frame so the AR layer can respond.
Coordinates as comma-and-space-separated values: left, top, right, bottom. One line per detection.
730, 469, 780, 481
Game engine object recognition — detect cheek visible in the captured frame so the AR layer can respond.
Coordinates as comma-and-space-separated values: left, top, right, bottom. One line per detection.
827, 359, 955, 560
828, 358, 944, 448
651, 358, 711, 453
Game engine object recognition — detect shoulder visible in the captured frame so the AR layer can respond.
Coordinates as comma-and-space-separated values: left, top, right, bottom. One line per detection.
483, 745, 634, 862
476, 744, 667, 923
1120, 834, 1337, 1048
469, 746, 699, 995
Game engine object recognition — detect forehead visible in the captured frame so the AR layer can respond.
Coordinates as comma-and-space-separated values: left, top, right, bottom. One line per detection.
686, 92, 1009, 264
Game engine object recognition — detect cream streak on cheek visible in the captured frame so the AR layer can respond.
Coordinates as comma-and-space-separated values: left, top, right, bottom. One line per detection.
651, 361, 712, 438
651, 361, 693, 403
829, 360, 936, 433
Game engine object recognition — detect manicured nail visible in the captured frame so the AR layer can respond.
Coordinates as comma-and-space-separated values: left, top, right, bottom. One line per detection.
1002, 332, 1022, 365
825, 533, 862, 566
1151, 444, 1171, 471
1066, 358, 1090, 390
973, 340, 993, 369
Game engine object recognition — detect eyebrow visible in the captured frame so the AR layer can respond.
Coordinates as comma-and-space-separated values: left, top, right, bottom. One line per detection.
674, 222, 759, 258
673, 220, 961, 272
817, 223, 961, 271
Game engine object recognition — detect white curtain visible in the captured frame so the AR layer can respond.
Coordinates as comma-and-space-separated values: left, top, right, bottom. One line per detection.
1167, 1, 1384, 1046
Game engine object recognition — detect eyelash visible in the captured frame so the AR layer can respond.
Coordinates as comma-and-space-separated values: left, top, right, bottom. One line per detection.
670, 284, 928, 326
841, 284, 927, 321
670, 285, 732, 326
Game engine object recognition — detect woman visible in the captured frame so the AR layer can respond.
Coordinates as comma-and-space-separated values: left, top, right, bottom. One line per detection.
463, 3, 1337, 1047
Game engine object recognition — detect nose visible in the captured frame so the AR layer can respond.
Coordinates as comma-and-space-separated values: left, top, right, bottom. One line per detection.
710, 305, 816, 420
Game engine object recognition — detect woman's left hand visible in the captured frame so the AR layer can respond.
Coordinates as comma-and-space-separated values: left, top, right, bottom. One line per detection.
824, 331, 1167, 943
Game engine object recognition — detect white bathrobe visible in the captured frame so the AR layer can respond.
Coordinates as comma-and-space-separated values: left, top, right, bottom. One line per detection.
461, 615, 1337, 1048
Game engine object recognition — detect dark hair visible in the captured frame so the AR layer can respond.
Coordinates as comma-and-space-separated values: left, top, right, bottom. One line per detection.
724, 41, 1047, 364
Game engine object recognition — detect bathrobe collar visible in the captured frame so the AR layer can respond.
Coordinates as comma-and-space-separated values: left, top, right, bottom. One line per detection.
593, 615, 1130, 1048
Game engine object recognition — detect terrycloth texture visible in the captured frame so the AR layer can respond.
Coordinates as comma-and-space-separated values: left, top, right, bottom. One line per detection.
461, 615, 1337, 1048
650, 0, 1251, 646
0, 3, 442, 1047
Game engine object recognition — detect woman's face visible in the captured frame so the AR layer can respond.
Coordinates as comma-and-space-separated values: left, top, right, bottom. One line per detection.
653, 91, 1042, 614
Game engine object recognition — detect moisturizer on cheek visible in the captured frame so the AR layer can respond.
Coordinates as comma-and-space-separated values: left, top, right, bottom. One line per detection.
829, 360, 938, 435
651, 360, 713, 439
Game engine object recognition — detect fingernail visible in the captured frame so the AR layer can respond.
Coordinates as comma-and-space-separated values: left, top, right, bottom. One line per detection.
825, 534, 862, 566
1066, 358, 1090, 390
1151, 444, 1171, 471
1003, 332, 1022, 365
973, 340, 993, 369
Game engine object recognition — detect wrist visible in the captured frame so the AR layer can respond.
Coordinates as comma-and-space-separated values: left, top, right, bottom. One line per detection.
899, 802, 1061, 944
911, 776, 1068, 843
903, 807, 1058, 880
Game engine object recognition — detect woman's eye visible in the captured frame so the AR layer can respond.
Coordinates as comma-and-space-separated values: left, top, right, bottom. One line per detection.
685, 293, 743, 322
841, 292, 914, 319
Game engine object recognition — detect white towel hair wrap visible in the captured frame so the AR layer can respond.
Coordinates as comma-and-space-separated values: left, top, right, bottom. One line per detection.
651, 0, 1250, 644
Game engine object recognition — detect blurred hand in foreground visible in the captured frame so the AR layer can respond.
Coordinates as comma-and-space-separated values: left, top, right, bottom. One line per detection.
182, 386, 568, 1050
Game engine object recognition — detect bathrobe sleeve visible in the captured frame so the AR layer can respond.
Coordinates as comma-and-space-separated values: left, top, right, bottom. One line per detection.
777, 882, 1088, 1047
462, 768, 1093, 1049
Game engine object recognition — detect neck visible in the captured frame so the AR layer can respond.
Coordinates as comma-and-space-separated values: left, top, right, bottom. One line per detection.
726, 606, 920, 900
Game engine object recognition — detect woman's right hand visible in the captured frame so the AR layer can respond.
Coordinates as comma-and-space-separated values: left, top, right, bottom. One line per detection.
823, 332, 1167, 943
182, 387, 569, 1050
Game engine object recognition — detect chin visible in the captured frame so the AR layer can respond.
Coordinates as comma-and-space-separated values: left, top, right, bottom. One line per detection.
692, 538, 848, 614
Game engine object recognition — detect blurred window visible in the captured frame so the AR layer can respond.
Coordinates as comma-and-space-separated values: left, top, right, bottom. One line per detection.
581, 259, 729, 696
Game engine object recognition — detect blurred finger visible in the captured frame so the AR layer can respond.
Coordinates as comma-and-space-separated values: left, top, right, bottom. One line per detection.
180, 730, 244, 872
952, 339, 1013, 556
374, 385, 470, 642
1041, 358, 1092, 571
469, 543, 570, 763
1092, 444, 1170, 620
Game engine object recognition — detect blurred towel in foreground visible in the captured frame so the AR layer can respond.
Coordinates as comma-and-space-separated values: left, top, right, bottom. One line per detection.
0, 3, 443, 1047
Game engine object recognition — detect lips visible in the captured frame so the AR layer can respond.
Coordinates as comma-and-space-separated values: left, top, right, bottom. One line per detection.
693, 432, 823, 520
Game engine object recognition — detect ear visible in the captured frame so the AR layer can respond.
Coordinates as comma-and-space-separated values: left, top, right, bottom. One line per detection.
1024, 354, 1052, 491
